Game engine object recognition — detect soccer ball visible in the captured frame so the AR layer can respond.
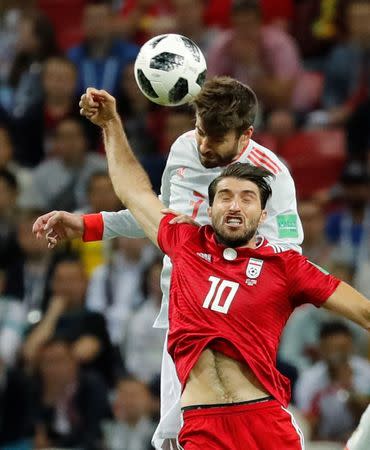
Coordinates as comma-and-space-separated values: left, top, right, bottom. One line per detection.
134, 34, 207, 106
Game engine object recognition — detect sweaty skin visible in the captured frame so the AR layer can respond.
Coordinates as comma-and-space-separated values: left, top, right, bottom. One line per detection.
182, 349, 269, 407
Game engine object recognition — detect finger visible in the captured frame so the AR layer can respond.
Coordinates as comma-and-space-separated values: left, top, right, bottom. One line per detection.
32, 211, 57, 233
43, 212, 65, 231
169, 215, 185, 224
161, 208, 181, 216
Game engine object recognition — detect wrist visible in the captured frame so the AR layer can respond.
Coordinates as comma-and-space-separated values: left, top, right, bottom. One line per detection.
101, 114, 121, 131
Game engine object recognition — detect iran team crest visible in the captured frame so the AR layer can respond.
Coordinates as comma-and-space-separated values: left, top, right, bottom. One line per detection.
246, 258, 264, 285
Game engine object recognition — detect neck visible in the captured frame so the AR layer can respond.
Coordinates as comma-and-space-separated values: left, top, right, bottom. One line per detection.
232, 137, 250, 162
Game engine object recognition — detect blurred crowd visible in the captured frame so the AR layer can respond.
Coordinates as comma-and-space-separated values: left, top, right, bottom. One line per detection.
0, 0, 369, 449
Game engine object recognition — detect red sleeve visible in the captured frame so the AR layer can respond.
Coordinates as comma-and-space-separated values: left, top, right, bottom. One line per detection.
82, 213, 104, 242
157, 214, 196, 258
285, 251, 341, 307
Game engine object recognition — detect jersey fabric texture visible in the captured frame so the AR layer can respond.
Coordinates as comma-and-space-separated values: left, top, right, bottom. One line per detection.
178, 400, 304, 450
82, 131, 304, 448
345, 405, 370, 450
158, 214, 340, 406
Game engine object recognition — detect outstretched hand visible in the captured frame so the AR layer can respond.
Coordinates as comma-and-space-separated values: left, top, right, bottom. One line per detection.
32, 211, 84, 248
79, 88, 118, 127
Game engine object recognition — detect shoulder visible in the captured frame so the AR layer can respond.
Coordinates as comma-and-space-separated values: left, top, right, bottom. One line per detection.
167, 130, 197, 161
247, 139, 289, 176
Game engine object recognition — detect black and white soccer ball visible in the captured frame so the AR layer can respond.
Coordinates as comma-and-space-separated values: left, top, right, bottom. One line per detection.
134, 34, 207, 106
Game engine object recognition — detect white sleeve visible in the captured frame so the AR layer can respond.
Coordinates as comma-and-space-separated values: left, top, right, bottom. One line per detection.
259, 167, 304, 253
101, 150, 174, 240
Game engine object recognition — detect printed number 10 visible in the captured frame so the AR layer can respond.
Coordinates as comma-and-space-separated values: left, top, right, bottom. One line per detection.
202, 276, 239, 314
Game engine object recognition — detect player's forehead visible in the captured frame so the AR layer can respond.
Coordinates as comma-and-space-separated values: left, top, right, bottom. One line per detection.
195, 115, 236, 141
215, 177, 260, 197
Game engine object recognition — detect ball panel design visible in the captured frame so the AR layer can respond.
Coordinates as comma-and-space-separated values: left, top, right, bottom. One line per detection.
136, 69, 159, 99
196, 69, 207, 87
168, 78, 189, 104
149, 52, 184, 71
180, 36, 200, 63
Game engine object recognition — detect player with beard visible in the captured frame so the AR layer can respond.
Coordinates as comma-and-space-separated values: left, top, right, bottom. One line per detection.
33, 77, 300, 449
37, 89, 370, 449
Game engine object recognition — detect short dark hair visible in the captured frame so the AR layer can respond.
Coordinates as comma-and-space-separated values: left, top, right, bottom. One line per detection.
208, 162, 273, 208
0, 168, 18, 191
319, 321, 352, 340
192, 76, 258, 138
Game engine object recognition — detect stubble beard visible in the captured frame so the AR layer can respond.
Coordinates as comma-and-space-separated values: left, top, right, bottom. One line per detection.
213, 220, 259, 248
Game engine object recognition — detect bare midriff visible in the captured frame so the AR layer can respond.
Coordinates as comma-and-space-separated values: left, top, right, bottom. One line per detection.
181, 348, 270, 407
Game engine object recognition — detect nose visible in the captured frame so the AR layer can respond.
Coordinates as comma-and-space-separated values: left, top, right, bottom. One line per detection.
229, 198, 241, 211
199, 136, 213, 156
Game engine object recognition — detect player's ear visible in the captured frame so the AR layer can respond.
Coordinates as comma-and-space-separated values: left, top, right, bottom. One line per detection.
259, 210, 267, 226
207, 207, 212, 218
240, 126, 253, 145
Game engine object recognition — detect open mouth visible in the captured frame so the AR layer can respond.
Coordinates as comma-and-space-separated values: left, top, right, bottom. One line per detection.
224, 216, 243, 228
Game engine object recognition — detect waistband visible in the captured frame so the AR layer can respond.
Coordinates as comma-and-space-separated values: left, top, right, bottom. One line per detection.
182, 396, 276, 416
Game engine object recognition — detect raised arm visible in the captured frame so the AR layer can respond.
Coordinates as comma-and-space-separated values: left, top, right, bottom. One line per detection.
80, 88, 164, 247
323, 282, 370, 332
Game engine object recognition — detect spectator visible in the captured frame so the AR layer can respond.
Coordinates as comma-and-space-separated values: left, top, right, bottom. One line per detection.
207, 0, 315, 112
116, 62, 159, 158
295, 321, 370, 442
159, 106, 194, 155
7, 10, 59, 117
124, 257, 166, 383
0, 266, 27, 368
32, 337, 111, 450
307, 0, 370, 130
0, 125, 32, 207
0, 169, 18, 267
86, 236, 154, 345
4, 208, 51, 324
68, 1, 139, 97
169, 0, 221, 55
0, 361, 33, 449
299, 199, 334, 270
291, 0, 347, 67
22, 252, 116, 386
113, 0, 173, 46
325, 162, 370, 272
71, 171, 121, 278
83, 171, 121, 215
29, 117, 106, 211
11, 56, 83, 167
102, 376, 155, 450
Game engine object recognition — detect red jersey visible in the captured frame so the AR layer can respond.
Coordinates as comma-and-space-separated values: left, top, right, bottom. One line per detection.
158, 214, 340, 407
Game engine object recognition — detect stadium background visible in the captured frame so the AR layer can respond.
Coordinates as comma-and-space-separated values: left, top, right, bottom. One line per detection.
0, 0, 369, 449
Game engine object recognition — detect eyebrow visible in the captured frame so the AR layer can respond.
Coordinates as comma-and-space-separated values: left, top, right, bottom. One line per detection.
217, 189, 258, 197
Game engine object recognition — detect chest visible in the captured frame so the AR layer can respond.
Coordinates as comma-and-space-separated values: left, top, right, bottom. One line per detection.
172, 245, 291, 322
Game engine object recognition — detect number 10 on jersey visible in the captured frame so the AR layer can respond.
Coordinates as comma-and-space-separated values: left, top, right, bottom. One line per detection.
202, 276, 239, 314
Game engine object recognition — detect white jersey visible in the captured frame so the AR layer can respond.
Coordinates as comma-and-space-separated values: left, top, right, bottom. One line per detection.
346, 405, 370, 450
100, 131, 303, 448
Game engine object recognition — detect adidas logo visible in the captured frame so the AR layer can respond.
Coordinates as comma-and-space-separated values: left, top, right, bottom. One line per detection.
196, 252, 212, 262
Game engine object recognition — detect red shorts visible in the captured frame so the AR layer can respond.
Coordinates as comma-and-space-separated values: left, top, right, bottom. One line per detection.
178, 398, 304, 450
